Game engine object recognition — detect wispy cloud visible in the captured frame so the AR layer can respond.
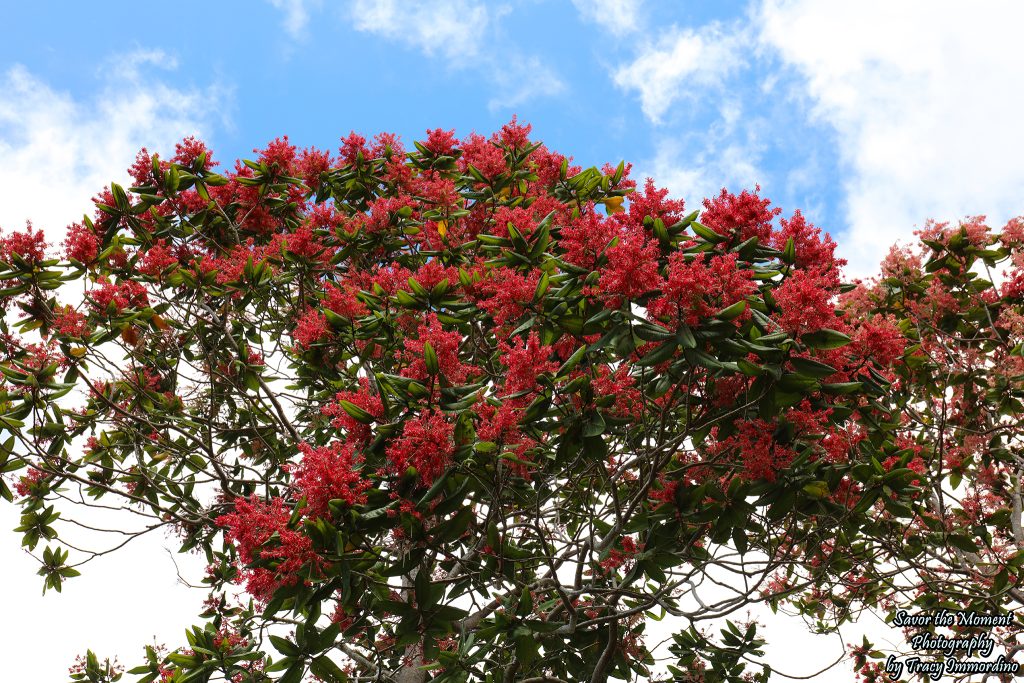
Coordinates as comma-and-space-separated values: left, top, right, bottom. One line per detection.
634, 101, 765, 207
571, 0, 643, 36
758, 0, 1024, 276
348, 0, 561, 111
0, 50, 231, 241
487, 57, 565, 111
613, 22, 747, 124
267, 0, 323, 39
350, 0, 490, 59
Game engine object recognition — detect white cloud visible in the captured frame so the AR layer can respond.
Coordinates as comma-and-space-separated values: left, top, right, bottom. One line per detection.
613, 22, 747, 124
0, 503, 209, 682
639, 137, 763, 210
348, 0, 562, 111
634, 100, 765, 207
350, 0, 490, 59
759, 0, 1024, 276
0, 51, 229, 245
267, 0, 322, 39
572, 0, 643, 36
487, 56, 565, 111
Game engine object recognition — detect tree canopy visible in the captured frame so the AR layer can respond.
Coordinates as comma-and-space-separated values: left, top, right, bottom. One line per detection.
2, 120, 1022, 682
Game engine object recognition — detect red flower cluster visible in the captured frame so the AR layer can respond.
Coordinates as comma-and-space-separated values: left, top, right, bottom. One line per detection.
499, 332, 558, 396
324, 281, 367, 319
89, 278, 150, 315
701, 186, 780, 244
52, 305, 91, 339
459, 133, 506, 179
14, 466, 47, 498
292, 441, 371, 520
600, 228, 662, 305
0, 222, 47, 264
62, 222, 101, 264
138, 239, 179, 277
385, 409, 455, 486
401, 313, 474, 383
648, 251, 756, 327
559, 209, 617, 270
217, 496, 321, 602
292, 309, 330, 349
321, 379, 384, 446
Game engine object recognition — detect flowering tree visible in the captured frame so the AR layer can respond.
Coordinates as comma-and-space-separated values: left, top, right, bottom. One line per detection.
1, 121, 919, 682
807, 218, 1024, 682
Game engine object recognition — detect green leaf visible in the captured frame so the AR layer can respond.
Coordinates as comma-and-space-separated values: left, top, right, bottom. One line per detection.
270, 635, 300, 657
947, 534, 979, 554
423, 340, 439, 375
821, 382, 863, 395
782, 237, 796, 264
582, 411, 606, 437
309, 656, 349, 683
801, 328, 851, 350
279, 662, 305, 683
715, 300, 747, 321
558, 344, 588, 375
790, 357, 838, 378
677, 324, 697, 349
337, 400, 375, 424
636, 341, 677, 366
802, 481, 830, 499
691, 221, 726, 243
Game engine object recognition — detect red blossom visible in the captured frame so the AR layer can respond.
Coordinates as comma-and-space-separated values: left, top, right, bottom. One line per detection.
411, 173, 459, 208
474, 266, 540, 326
0, 222, 48, 264
400, 313, 474, 384
772, 210, 845, 282
423, 128, 458, 156
296, 146, 334, 188
14, 466, 47, 498
292, 441, 371, 520
364, 195, 414, 234
493, 205, 537, 236
52, 305, 91, 338
850, 315, 906, 369
324, 281, 367, 319
458, 133, 506, 180
592, 365, 643, 419
599, 228, 663, 305
322, 379, 383, 446
172, 136, 216, 170
648, 251, 756, 328
272, 222, 326, 261
499, 332, 558, 396
138, 239, 179, 277
256, 136, 297, 174
701, 186, 780, 244
619, 178, 686, 231
773, 269, 843, 337
476, 401, 524, 445
216, 496, 321, 602
62, 222, 101, 264
496, 115, 532, 151
127, 148, 157, 185
385, 410, 455, 486
89, 278, 150, 315
292, 309, 331, 349
339, 132, 368, 165
558, 208, 617, 270
409, 260, 459, 293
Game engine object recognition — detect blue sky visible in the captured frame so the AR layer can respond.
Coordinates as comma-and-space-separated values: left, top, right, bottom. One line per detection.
8, 1, 1024, 278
